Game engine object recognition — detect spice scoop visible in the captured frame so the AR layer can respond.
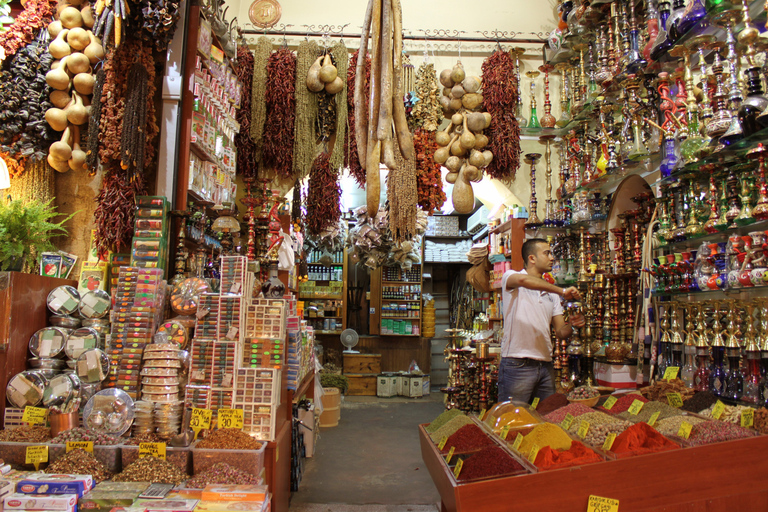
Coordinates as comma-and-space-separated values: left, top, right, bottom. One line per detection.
169, 408, 194, 447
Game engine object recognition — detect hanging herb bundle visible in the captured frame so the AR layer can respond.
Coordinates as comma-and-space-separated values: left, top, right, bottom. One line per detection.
0, 30, 55, 165
86, 67, 106, 173
481, 49, 521, 181
262, 47, 296, 180
292, 40, 320, 179
249, 36, 271, 161
305, 152, 340, 237
235, 44, 257, 178
92, 168, 146, 257
388, 137, 417, 243
0, 0, 56, 59
410, 62, 442, 132
344, 49, 370, 187
328, 41, 348, 172
414, 128, 445, 214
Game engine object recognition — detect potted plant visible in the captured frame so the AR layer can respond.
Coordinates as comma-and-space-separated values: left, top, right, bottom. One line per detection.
0, 199, 73, 272
319, 363, 347, 428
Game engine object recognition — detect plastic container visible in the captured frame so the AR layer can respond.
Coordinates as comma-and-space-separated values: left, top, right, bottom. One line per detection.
120, 444, 191, 474
0, 441, 49, 470
48, 443, 122, 473
191, 440, 266, 477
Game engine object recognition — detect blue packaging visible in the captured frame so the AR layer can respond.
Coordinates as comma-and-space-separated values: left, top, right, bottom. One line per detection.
17, 473, 93, 498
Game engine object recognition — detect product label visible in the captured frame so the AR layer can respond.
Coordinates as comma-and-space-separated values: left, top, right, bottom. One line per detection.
741, 408, 755, 428
501, 425, 511, 440
445, 446, 455, 464
587, 495, 619, 512
561, 413, 575, 430
512, 433, 523, 452
528, 443, 540, 464
648, 411, 661, 427
22, 406, 48, 425
602, 396, 618, 410
603, 433, 616, 452
578, 421, 590, 439
667, 393, 683, 408
478, 408, 486, 421
437, 437, 448, 451
663, 366, 680, 380
139, 442, 166, 460
190, 408, 213, 440
531, 397, 540, 409
25, 445, 48, 470
678, 421, 693, 439
713, 400, 726, 420
218, 408, 244, 429
627, 399, 644, 415
66, 441, 93, 453
453, 458, 464, 479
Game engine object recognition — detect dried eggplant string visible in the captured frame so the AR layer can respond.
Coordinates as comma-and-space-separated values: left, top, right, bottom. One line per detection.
291, 180, 303, 228
86, 67, 106, 173
292, 40, 320, 179
410, 62, 442, 132
262, 47, 296, 180
414, 128, 446, 214
128, 0, 182, 52
120, 62, 149, 179
249, 36, 272, 160
481, 49, 521, 181
0, 0, 56, 59
329, 41, 348, 172
235, 44, 258, 177
315, 86, 336, 144
305, 152, 340, 237
344, 49, 370, 187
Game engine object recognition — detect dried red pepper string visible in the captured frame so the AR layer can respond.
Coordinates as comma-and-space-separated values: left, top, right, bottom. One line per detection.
93, 167, 146, 257
481, 50, 521, 181
262, 48, 297, 180
0, 0, 56, 59
305, 152, 340, 237
235, 44, 258, 178
414, 128, 446, 214
344, 49, 370, 187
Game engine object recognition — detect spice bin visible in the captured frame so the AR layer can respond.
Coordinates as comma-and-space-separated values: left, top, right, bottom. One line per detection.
0, 441, 49, 470
48, 443, 123, 473
191, 440, 267, 477
120, 444, 192, 474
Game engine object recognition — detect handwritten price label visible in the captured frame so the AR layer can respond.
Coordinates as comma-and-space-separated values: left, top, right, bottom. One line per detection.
663, 366, 680, 380
190, 408, 213, 439
528, 443, 540, 464
587, 495, 619, 512
512, 433, 523, 452
627, 399, 644, 415
453, 458, 464, 479
603, 433, 616, 451
712, 401, 726, 420
22, 406, 48, 425
437, 436, 448, 451
531, 397, 540, 409
741, 408, 755, 428
501, 425, 511, 440
139, 442, 166, 460
578, 421, 590, 439
25, 445, 48, 470
445, 446, 455, 464
218, 408, 243, 430
602, 396, 617, 410
648, 411, 661, 427
561, 413, 575, 430
667, 393, 683, 408
678, 421, 693, 439
66, 441, 93, 453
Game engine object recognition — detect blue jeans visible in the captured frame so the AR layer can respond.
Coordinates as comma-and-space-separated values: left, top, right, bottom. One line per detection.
497, 357, 556, 404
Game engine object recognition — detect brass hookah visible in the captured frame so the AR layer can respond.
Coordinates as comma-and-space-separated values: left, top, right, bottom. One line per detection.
525, 153, 543, 228
747, 143, 768, 220
539, 64, 557, 128
540, 135, 557, 226
555, 62, 572, 128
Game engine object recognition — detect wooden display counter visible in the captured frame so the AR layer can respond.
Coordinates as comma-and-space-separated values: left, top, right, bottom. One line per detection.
419, 424, 768, 512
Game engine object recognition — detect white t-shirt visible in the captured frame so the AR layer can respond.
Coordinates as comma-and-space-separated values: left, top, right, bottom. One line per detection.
501, 269, 564, 361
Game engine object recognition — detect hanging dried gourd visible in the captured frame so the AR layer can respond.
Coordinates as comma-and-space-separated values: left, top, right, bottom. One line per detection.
234, 44, 257, 177
305, 152, 340, 237
292, 40, 320, 179
306, 43, 348, 159
481, 49, 521, 181
262, 47, 297, 180
410, 62, 442, 132
249, 36, 271, 161
344, 49, 370, 187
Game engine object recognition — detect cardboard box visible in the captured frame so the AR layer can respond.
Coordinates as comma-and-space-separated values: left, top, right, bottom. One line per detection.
200, 484, 267, 501
17, 473, 93, 497
4, 492, 77, 510
376, 374, 396, 398
132, 498, 199, 511
193, 500, 267, 512
596, 363, 639, 390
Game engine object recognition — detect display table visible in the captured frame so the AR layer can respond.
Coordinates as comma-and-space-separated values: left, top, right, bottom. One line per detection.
419, 424, 768, 512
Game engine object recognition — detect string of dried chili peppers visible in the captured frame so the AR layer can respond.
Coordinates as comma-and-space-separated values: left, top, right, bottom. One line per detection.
292, 40, 320, 179
262, 47, 297, 180
235, 44, 258, 178
93, 167, 146, 257
305, 152, 340, 237
249, 36, 272, 160
344, 49, 369, 187
413, 128, 445, 214
481, 49, 521, 181
328, 41, 348, 172
0, 0, 56, 59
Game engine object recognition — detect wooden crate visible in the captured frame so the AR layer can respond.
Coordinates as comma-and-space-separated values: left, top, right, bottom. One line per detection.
345, 373, 378, 395
343, 353, 382, 375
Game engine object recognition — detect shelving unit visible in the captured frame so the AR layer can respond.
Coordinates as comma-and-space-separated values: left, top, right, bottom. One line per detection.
299, 248, 347, 335
379, 264, 423, 336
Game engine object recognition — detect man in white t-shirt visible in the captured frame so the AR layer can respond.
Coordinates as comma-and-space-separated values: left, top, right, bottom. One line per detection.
498, 238, 585, 404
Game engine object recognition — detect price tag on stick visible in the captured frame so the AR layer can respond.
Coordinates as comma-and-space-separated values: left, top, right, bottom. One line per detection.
22, 406, 48, 426
602, 396, 618, 410
678, 421, 693, 439
512, 433, 523, 452
628, 399, 644, 415
453, 458, 464, 479
66, 441, 93, 453
531, 397, 540, 409
712, 401, 726, 420
445, 446, 455, 464
528, 444, 540, 464
218, 408, 243, 430
25, 445, 48, 470
139, 442, 166, 460
577, 421, 590, 439
501, 425, 511, 440
663, 366, 680, 380
742, 408, 755, 428
667, 393, 683, 408
190, 408, 212, 439
437, 436, 448, 451
478, 408, 486, 421
561, 413, 575, 430
587, 495, 619, 512
648, 411, 661, 427
603, 433, 616, 452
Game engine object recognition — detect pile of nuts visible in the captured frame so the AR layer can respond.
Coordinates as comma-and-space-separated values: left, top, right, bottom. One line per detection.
567, 386, 600, 401
196, 429, 262, 450
44, 448, 111, 482
754, 408, 768, 435
0, 427, 51, 443
699, 403, 754, 425
51, 428, 120, 445
654, 415, 706, 438
185, 463, 261, 488
564, 411, 632, 448
112, 456, 187, 484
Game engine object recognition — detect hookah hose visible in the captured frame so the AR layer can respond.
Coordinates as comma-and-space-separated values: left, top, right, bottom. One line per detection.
637, 203, 659, 385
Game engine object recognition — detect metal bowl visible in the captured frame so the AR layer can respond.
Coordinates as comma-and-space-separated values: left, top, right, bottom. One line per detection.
83, 388, 135, 436
27, 357, 67, 370
49, 315, 81, 329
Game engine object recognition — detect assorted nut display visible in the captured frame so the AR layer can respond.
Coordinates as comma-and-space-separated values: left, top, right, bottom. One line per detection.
0, 426, 51, 443
44, 448, 112, 482
564, 411, 632, 448
567, 386, 600, 401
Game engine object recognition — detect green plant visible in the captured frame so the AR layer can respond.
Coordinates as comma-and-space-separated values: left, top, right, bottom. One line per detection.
0, 0, 13, 33
0, 199, 73, 271
320, 363, 349, 394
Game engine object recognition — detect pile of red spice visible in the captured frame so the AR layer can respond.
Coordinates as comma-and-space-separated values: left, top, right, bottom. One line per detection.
536, 393, 569, 416
534, 440, 603, 470
440, 424, 495, 454
458, 446, 526, 481
609, 422, 680, 458
596, 394, 649, 414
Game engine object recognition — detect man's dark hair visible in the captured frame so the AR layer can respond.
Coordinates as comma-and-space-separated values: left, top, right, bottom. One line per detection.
521, 238, 548, 267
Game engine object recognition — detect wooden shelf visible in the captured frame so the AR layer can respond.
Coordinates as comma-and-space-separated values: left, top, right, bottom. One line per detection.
305, 315, 342, 319
299, 295, 344, 300
490, 219, 512, 234
382, 281, 422, 285
381, 298, 421, 302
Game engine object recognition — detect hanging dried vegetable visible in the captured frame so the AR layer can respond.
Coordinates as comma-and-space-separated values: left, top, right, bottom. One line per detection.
8, 159, 55, 204
305, 152, 340, 237
234, 44, 257, 177
0, 30, 55, 164
344, 49, 370, 187
290, 180, 302, 227
0, 151, 24, 179
262, 47, 296, 180
315, 86, 336, 143
328, 41, 348, 172
481, 49, 521, 181
410, 62, 442, 132
120, 62, 149, 178
85, 66, 105, 173
387, 136, 417, 242
129, 0, 181, 52
414, 128, 445, 214
249, 36, 271, 160
0, 0, 56, 59
93, 169, 146, 257
292, 40, 320, 179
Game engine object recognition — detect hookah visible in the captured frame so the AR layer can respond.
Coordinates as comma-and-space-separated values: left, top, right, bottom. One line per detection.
595, 28, 613, 88
170, 210, 191, 285
643, 0, 660, 62
736, 1, 767, 137
657, 304, 672, 379
677, 0, 707, 35
511, 48, 528, 128
681, 304, 698, 388
693, 304, 711, 391
713, 11, 745, 145
625, 0, 647, 75
239, 176, 260, 262
673, 42, 708, 164
650, 0, 673, 61
564, 301, 584, 390
669, 302, 685, 368
572, 43, 589, 115
747, 144, 768, 220
657, 72, 680, 178
688, 35, 716, 129
624, 75, 650, 161
743, 302, 761, 403
525, 153, 544, 229
735, 173, 756, 227
758, 300, 768, 405
526, 70, 542, 129
704, 43, 733, 139
709, 301, 728, 396
540, 135, 557, 227
555, 62, 573, 128
723, 300, 744, 400
539, 64, 557, 129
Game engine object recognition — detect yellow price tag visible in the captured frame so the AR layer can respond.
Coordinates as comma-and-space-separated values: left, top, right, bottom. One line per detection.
25, 445, 48, 470
22, 406, 47, 425
139, 442, 166, 460
577, 421, 590, 439
445, 446, 455, 464
437, 436, 448, 451
678, 421, 693, 439
531, 397, 540, 409
561, 413, 575, 430
453, 458, 464, 479
627, 399, 644, 415
712, 401, 726, 420
587, 495, 620, 512
501, 425, 511, 440
663, 366, 680, 380
648, 411, 660, 427
512, 433, 523, 452
602, 432, 616, 451
602, 396, 618, 410
218, 408, 244, 429
478, 408, 486, 421
190, 408, 213, 440
66, 441, 93, 454
667, 393, 683, 408
741, 408, 755, 428
528, 443, 540, 464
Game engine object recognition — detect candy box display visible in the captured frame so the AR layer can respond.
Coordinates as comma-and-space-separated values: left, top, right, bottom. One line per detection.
132, 498, 199, 511
78, 482, 148, 511
16, 473, 93, 497
0, 479, 15, 499
3, 492, 78, 511
200, 484, 268, 501
192, 500, 269, 512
